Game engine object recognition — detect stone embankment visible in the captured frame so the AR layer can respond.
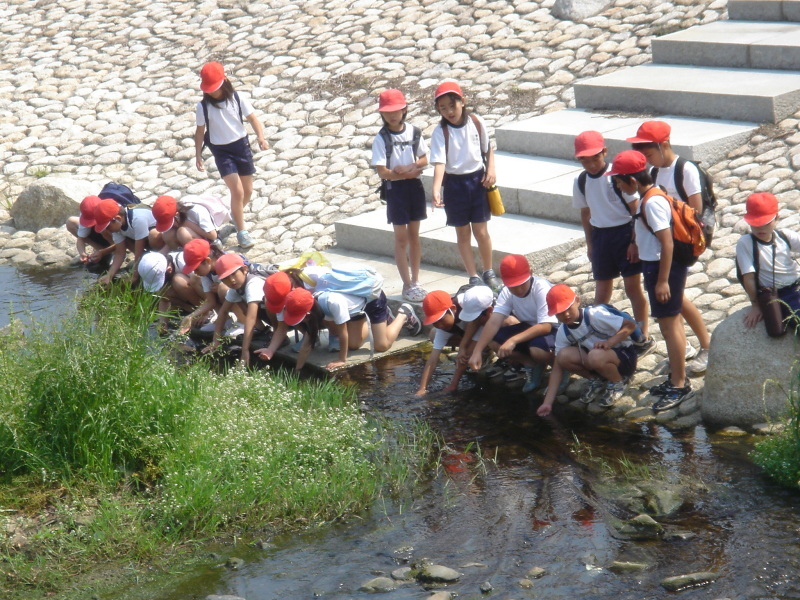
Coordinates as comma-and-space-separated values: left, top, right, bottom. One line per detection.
1, 0, 798, 429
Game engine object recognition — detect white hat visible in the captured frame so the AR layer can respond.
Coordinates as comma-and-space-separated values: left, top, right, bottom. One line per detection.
458, 286, 494, 322
138, 252, 168, 293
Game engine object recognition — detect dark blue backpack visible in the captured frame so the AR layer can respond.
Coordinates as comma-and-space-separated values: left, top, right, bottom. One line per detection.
98, 182, 140, 207
560, 304, 644, 347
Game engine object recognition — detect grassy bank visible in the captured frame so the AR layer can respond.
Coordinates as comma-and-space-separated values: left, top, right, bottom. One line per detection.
752, 364, 800, 490
0, 286, 437, 597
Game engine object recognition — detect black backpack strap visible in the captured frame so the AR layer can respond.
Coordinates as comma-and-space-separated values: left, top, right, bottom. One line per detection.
469, 113, 488, 167
442, 120, 449, 161
378, 126, 393, 170
233, 91, 243, 123
411, 125, 421, 157
673, 157, 689, 203
577, 171, 587, 197
201, 99, 211, 147
751, 233, 760, 285
610, 173, 632, 215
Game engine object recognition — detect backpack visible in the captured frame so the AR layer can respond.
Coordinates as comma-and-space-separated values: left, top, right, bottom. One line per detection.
560, 304, 642, 348
182, 194, 232, 229
313, 264, 384, 300
651, 157, 717, 245
98, 182, 140, 207
242, 256, 279, 279
377, 125, 422, 200
639, 187, 706, 267
577, 169, 632, 216
200, 92, 243, 148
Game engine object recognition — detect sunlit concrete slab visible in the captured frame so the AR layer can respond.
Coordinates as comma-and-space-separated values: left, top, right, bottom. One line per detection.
729, 0, 800, 21
574, 63, 800, 123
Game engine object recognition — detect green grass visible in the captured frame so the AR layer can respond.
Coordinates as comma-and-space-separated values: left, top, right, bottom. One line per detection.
0, 284, 438, 597
752, 363, 800, 490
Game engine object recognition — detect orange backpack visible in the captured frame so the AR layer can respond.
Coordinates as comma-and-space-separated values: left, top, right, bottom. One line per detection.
639, 187, 706, 266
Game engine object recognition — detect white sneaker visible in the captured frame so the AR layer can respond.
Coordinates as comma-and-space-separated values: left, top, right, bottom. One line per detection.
224, 325, 245, 338
199, 321, 218, 332
686, 348, 709, 375
685, 341, 697, 360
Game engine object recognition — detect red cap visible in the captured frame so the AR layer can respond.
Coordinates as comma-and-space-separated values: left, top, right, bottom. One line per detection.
607, 150, 648, 177
182, 238, 211, 274
264, 271, 293, 314
215, 253, 244, 279
626, 120, 671, 144
546, 284, 578, 316
283, 288, 315, 327
434, 80, 463, 101
422, 290, 455, 325
744, 193, 779, 227
378, 89, 407, 112
574, 131, 605, 158
499, 254, 532, 288
93, 198, 121, 232
200, 61, 225, 93
152, 195, 177, 232
79, 195, 101, 228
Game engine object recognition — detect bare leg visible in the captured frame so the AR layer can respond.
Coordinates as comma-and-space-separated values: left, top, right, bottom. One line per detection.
594, 279, 614, 305
393, 224, 411, 287
471, 221, 493, 274
681, 297, 710, 350
455, 224, 478, 277
407, 220, 422, 285
222, 172, 246, 231
623, 274, 650, 338
659, 314, 687, 386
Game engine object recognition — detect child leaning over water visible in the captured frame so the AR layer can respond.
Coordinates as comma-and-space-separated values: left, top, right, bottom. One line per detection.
371, 88, 429, 302
194, 61, 268, 249
429, 80, 501, 292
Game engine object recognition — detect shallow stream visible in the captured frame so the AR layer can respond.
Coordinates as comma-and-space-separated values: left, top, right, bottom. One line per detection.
4, 266, 799, 599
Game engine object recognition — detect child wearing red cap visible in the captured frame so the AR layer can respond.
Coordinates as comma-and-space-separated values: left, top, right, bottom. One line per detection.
628, 120, 711, 374
93, 199, 157, 286
736, 192, 800, 335
468, 254, 557, 393
429, 80, 500, 292
537, 284, 638, 417
572, 131, 653, 357
149, 194, 225, 252
65, 195, 116, 266
416, 286, 496, 396
609, 150, 694, 412
201, 253, 268, 367
371, 88, 429, 303
194, 61, 268, 250
177, 239, 230, 335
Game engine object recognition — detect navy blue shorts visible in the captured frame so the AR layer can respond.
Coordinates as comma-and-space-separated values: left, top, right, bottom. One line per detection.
642, 260, 687, 319
386, 178, 427, 225
591, 222, 641, 281
778, 283, 800, 321
85, 230, 111, 250
442, 169, 490, 227
612, 345, 638, 378
353, 291, 390, 324
210, 136, 256, 178
493, 322, 556, 354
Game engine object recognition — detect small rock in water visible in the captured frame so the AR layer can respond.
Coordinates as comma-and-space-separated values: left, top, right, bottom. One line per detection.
616, 514, 664, 540
391, 566, 414, 581
459, 561, 487, 568
526, 566, 546, 578
661, 571, 719, 591
359, 576, 396, 593
254, 540, 275, 550
609, 561, 649, 573
428, 592, 453, 600
664, 531, 696, 542
225, 557, 245, 570
418, 564, 461, 583
479, 580, 493, 593
518, 578, 534, 588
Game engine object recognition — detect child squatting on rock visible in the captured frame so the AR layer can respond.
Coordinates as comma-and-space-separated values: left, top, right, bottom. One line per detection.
536, 284, 638, 418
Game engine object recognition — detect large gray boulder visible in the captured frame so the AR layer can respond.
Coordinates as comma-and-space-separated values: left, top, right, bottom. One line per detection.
11, 177, 100, 232
552, 0, 611, 21
701, 307, 799, 428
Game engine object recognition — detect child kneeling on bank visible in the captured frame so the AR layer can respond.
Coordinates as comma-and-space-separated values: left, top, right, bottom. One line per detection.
537, 284, 637, 417
736, 192, 800, 336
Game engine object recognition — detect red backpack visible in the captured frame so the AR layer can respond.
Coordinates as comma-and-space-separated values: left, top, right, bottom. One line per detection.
639, 187, 706, 266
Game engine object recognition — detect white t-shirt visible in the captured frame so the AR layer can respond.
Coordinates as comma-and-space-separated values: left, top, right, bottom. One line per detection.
317, 291, 367, 325
494, 276, 557, 326
195, 93, 255, 146
185, 204, 216, 233
429, 114, 490, 174
225, 273, 266, 304
371, 124, 429, 171
273, 267, 332, 323
200, 271, 220, 294
572, 168, 636, 228
112, 207, 157, 243
554, 305, 632, 354
77, 223, 93, 238
736, 230, 800, 289
432, 324, 484, 351
653, 157, 701, 200
635, 192, 672, 262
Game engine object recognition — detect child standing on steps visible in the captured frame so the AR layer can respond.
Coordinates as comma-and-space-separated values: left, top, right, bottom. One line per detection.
194, 61, 268, 250
429, 80, 501, 292
371, 88, 429, 302
627, 120, 711, 375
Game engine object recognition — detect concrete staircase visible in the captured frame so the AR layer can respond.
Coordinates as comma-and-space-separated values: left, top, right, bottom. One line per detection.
333, 0, 800, 298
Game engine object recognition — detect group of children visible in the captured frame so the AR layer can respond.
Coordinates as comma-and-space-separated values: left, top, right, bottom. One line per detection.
63, 64, 800, 415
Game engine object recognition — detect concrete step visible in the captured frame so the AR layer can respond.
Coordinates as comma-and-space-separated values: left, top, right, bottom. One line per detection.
419, 152, 583, 224
653, 21, 800, 70
573, 63, 800, 123
495, 108, 757, 164
334, 207, 585, 273
729, 0, 800, 21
